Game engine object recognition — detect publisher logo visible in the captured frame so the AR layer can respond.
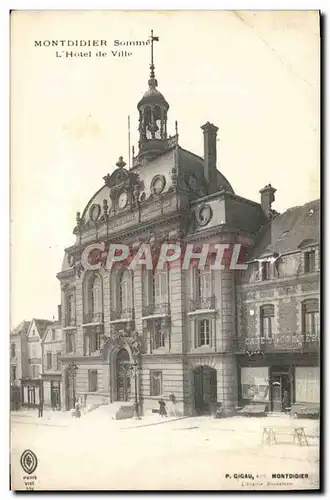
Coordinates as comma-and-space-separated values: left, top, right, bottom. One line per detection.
20, 449, 38, 475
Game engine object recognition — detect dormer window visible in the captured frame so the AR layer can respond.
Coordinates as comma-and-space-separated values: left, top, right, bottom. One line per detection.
261, 261, 272, 281
304, 250, 316, 273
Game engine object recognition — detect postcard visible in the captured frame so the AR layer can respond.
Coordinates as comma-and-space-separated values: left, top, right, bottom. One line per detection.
10, 10, 320, 491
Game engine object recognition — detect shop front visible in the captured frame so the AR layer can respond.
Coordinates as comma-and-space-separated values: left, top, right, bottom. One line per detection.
237, 355, 319, 412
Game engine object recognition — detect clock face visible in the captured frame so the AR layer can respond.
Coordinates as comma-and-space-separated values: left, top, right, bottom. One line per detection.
118, 191, 128, 209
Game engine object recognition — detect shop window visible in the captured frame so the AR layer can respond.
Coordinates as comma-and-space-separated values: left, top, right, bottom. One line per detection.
88, 370, 98, 392
302, 299, 319, 336
260, 305, 274, 338
46, 352, 52, 370
295, 367, 320, 403
240, 367, 269, 402
150, 370, 162, 396
304, 250, 316, 273
196, 318, 211, 347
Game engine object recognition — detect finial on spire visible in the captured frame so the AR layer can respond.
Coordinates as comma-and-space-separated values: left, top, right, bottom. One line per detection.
148, 29, 159, 88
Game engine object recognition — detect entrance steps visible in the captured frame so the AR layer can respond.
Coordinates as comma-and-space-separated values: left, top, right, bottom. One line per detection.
85, 402, 135, 420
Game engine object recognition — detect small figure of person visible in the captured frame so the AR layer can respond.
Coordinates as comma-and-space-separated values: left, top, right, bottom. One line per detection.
75, 401, 81, 418
169, 393, 177, 416
158, 398, 167, 417
282, 390, 290, 412
38, 400, 43, 418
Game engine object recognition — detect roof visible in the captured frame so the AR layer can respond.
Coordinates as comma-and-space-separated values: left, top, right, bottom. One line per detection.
33, 319, 54, 338
178, 147, 235, 194
249, 199, 320, 259
10, 320, 31, 337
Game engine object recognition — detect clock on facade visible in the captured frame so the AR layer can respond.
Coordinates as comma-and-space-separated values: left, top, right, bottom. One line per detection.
118, 191, 128, 209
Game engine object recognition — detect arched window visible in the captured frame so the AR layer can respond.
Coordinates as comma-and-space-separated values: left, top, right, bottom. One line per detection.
119, 269, 131, 313
153, 269, 168, 306
302, 299, 319, 336
196, 267, 212, 300
260, 304, 274, 339
86, 274, 102, 322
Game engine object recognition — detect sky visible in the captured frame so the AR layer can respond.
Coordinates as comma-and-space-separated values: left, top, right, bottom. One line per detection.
10, 10, 320, 327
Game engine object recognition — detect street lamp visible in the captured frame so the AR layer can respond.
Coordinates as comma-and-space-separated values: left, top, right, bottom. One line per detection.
129, 359, 142, 420
68, 361, 78, 408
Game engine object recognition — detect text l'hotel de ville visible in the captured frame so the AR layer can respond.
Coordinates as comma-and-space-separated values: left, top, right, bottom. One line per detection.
34, 39, 148, 58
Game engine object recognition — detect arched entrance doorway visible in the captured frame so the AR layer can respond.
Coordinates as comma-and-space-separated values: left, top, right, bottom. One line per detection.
193, 366, 217, 415
116, 349, 131, 401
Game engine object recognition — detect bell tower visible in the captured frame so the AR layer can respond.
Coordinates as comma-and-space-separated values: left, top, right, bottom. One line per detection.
137, 30, 170, 163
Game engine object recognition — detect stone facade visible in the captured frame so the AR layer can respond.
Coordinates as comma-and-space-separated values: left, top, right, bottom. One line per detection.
56, 59, 320, 416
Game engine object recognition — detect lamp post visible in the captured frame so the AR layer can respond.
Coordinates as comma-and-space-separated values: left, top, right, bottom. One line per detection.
68, 361, 78, 409
130, 359, 142, 420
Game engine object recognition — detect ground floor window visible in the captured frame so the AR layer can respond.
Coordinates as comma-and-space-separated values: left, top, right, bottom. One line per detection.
150, 370, 162, 396
240, 366, 269, 402
88, 370, 98, 392
295, 366, 320, 403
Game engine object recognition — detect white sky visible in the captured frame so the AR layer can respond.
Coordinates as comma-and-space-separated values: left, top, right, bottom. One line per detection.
10, 10, 320, 327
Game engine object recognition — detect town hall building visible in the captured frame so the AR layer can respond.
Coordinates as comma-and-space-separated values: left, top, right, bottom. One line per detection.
56, 36, 320, 417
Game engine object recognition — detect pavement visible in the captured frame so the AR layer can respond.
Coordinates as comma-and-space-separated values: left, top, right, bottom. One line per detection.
10, 412, 320, 491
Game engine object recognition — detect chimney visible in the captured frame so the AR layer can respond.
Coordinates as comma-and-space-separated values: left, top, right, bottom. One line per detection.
259, 184, 277, 218
57, 304, 62, 323
201, 122, 218, 187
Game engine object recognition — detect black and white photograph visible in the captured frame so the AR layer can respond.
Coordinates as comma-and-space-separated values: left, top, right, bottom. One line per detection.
9, 10, 320, 491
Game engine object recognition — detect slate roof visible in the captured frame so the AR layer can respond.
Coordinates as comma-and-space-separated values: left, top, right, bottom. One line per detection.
10, 320, 31, 337
33, 319, 54, 338
249, 199, 320, 260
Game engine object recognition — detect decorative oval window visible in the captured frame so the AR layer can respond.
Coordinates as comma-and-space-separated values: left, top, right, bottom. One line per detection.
151, 175, 166, 195
196, 204, 212, 226
89, 203, 101, 221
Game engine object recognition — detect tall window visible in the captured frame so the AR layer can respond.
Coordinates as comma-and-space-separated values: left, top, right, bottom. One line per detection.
91, 275, 101, 317
46, 352, 52, 369
66, 332, 74, 353
10, 343, 15, 358
119, 270, 131, 312
150, 370, 163, 396
32, 346, 36, 358
304, 250, 316, 273
153, 270, 168, 305
196, 267, 212, 300
56, 351, 61, 370
260, 305, 275, 338
90, 332, 101, 353
196, 319, 211, 347
153, 321, 165, 349
66, 294, 74, 325
11, 365, 16, 382
88, 370, 98, 392
52, 329, 56, 341
32, 365, 39, 378
302, 299, 319, 336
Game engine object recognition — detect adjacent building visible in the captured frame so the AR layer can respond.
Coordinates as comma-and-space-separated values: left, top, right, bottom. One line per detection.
41, 311, 63, 409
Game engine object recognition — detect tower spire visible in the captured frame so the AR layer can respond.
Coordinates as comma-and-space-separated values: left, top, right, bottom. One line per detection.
149, 29, 159, 88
